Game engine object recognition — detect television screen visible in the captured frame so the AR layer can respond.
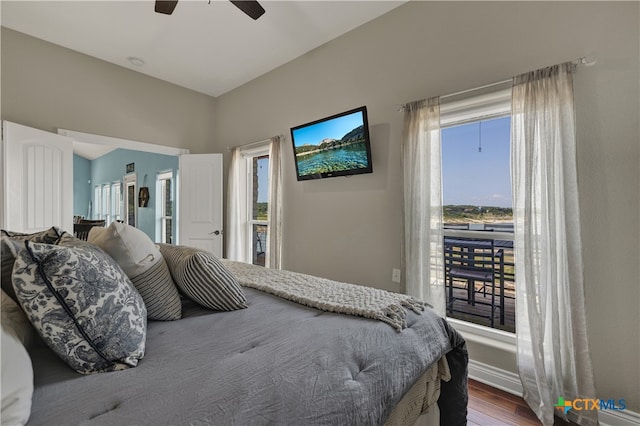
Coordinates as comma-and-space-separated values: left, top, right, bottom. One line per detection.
290, 106, 373, 181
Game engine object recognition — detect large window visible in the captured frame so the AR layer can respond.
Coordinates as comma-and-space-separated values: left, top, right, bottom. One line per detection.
440, 88, 515, 333
93, 181, 122, 225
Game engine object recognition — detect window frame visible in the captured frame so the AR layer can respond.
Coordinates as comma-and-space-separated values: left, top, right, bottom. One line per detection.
239, 145, 270, 266
93, 182, 122, 225
439, 86, 516, 344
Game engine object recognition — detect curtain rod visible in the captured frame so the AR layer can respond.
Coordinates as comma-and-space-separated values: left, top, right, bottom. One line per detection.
397, 55, 597, 111
227, 135, 285, 152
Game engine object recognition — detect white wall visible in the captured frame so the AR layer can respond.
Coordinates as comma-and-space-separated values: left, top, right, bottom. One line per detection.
1, 27, 217, 153
214, 2, 639, 411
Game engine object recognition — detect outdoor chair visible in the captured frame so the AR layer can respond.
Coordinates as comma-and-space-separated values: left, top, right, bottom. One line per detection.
444, 237, 505, 327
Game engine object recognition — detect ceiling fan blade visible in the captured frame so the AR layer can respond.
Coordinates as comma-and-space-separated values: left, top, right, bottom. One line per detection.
229, 1, 265, 20
155, 0, 178, 15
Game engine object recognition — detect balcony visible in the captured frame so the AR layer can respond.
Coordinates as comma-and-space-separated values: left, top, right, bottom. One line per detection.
252, 224, 267, 267
444, 223, 515, 333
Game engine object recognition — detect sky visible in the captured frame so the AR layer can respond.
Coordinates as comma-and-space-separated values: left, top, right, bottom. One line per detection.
291, 110, 364, 147
441, 116, 512, 208
256, 156, 269, 203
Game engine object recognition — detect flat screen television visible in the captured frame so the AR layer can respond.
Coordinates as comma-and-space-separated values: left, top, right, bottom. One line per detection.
290, 106, 373, 181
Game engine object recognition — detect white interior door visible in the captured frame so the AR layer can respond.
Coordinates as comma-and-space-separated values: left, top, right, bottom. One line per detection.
2, 121, 73, 233
178, 154, 223, 257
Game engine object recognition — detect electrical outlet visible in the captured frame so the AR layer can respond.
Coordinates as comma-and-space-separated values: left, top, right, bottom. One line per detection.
392, 268, 401, 283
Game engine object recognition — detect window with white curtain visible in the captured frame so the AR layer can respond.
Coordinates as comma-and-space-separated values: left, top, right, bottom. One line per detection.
234, 145, 270, 266
228, 136, 282, 269
440, 87, 516, 333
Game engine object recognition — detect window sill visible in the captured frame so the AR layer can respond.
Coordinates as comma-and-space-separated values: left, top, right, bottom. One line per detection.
447, 317, 516, 354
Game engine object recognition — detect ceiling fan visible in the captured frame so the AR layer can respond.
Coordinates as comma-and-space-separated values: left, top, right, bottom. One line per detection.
155, 1, 265, 20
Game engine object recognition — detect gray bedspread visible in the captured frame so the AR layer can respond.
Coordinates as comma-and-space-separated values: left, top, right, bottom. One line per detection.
26, 288, 467, 425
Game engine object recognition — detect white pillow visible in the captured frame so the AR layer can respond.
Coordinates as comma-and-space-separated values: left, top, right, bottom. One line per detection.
88, 222, 181, 321
88, 222, 159, 277
1, 320, 33, 426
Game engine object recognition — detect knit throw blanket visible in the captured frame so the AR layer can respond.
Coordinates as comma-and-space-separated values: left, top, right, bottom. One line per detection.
222, 260, 425, 331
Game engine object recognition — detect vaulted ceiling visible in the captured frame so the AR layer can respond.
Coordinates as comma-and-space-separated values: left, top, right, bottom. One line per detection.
2, 1, 406, 97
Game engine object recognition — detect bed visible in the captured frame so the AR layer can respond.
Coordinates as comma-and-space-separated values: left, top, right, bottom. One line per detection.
1, 225, 468, 426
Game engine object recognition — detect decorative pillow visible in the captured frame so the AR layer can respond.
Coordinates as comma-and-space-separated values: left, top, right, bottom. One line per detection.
158, 243, 248, 311
1, 227, 63, 302
88, 222, 181, 321
1, 323, 33, 426
11, 240, 147, 374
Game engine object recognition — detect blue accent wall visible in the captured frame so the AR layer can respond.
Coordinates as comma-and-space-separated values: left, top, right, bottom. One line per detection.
73, 154, 91, 217
81, 149, 178, 242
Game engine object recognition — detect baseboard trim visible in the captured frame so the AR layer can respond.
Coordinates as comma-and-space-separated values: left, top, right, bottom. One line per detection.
467, 359, 640, 426
468, 359, 523, 396
597, 407, 640, 426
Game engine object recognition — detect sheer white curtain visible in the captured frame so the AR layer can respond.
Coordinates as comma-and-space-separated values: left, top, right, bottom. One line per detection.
226, 147, 246, 261
266, 135, 283, 269
511, 63, 598, 425
401, 97, 445, 314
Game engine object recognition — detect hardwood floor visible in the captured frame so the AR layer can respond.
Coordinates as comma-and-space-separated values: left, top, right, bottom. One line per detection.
468, 379, 573, 426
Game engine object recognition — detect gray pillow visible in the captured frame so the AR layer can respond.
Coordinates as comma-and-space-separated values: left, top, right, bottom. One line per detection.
88, 222, 181, 321
158, 244, 247, 311
1, 227, 64, 302
11, 240, 147, 374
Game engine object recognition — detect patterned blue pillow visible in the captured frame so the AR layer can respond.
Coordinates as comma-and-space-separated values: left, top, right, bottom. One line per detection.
1, 227, 64, 302
11, 240, 147, 374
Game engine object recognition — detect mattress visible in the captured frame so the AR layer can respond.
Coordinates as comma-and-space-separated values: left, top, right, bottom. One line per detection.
384, 356, 449, 426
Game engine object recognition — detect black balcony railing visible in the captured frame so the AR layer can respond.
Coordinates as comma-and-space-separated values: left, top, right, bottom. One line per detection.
252, 224, 267, 267
443, 223, 515, 333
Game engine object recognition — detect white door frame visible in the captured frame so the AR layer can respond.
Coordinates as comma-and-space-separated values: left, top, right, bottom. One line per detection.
58, 129, 189, 157
58, 129, 190, 242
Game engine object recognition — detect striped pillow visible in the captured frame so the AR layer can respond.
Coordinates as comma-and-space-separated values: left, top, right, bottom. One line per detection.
158, 244, 247, 311
87, 224, 181, 321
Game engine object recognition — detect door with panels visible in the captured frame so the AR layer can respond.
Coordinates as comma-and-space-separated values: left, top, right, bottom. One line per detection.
2, 121, 73, 234
179, 153, 223, 257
